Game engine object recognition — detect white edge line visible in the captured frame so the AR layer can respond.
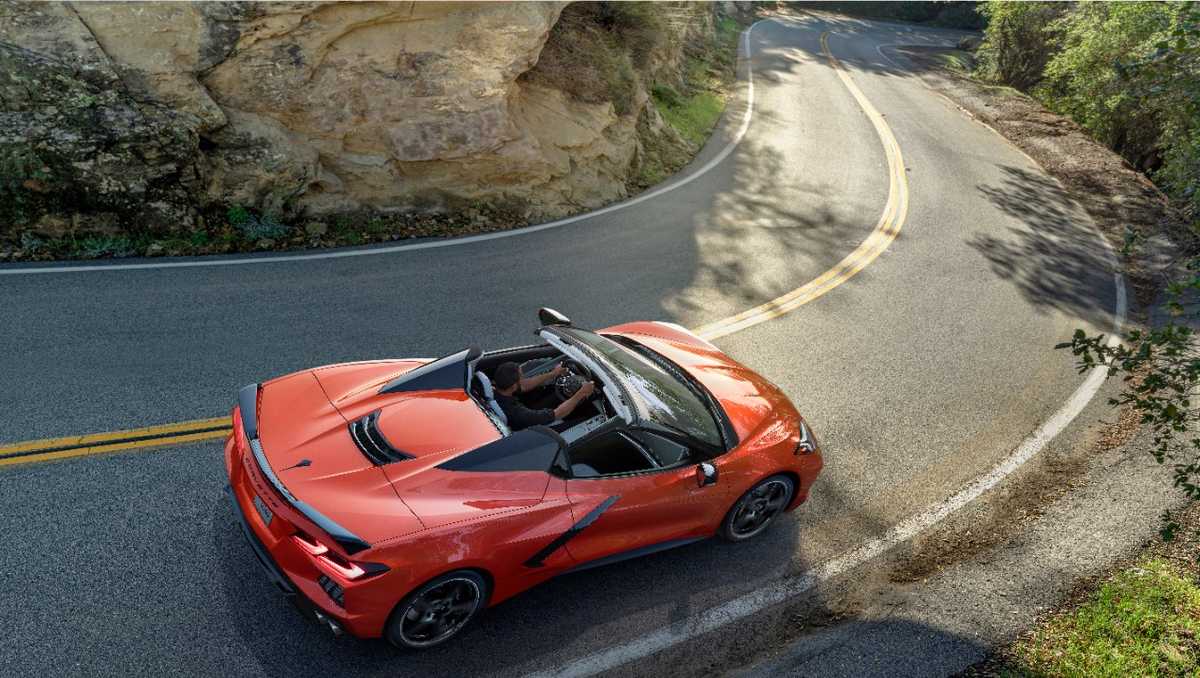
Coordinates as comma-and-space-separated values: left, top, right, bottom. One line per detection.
0, 21, 770, 277
526, 23, 1130, 678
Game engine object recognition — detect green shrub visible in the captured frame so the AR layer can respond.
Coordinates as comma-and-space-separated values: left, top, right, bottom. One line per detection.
1158, 126, 1200, 226
653, 86, 724, 147
976, 1, 1068, 90
789, 2, 984, 29
19, 231, 45, 253
226, 204, 251, 227
651, 83, 682, 107
933, 3, 985, 30
521, 2, 646, 115
227, 205, 288, 241
1039, 2, 1177, 169
77, 235, 135, 259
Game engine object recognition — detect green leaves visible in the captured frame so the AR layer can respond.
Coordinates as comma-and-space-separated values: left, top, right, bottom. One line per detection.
1061, 260, 1200, 543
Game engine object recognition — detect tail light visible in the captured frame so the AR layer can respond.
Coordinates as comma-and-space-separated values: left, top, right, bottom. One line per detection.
292, 532, 329, 556
293, 532, 388, 581
795, 420, 818, 455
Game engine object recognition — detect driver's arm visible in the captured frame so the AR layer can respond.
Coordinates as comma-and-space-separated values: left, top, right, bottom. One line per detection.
518, 363, 564, 393
553, 382, 595, 420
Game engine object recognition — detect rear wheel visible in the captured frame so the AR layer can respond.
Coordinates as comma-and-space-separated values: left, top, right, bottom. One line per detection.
719, 475, 795, 542
385, 570, 489, 649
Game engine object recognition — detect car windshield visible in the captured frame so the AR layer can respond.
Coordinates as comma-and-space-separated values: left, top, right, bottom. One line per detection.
559, 329, 722, 448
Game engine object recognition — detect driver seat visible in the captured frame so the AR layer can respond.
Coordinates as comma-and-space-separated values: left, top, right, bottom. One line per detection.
473, 371, 511, 435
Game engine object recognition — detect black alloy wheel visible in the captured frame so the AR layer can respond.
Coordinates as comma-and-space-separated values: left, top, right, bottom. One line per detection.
387, 570, 488, 649
719, 475, 796, 542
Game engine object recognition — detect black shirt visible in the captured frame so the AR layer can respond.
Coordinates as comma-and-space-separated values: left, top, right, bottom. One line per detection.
495, 393, 554, 431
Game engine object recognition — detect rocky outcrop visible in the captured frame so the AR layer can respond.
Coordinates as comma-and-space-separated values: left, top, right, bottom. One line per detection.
0, 26, 204, 237
0, 1, 722, 240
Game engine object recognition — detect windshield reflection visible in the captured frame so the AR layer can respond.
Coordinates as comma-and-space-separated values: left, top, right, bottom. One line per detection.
561, 329, 722, 448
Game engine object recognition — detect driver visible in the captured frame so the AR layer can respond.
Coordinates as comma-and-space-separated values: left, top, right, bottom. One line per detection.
492, 361, 595, 431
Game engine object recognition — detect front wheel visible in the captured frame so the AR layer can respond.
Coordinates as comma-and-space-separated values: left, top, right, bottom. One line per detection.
718, 475, 795, 542
385, 570, 489, 649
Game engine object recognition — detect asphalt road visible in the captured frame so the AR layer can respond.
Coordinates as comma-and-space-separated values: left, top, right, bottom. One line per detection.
0, 14, 1120, 678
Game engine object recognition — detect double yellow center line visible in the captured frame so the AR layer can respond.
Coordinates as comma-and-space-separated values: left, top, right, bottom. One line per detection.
0, 417, 231, 467
694, 31, 908, 341
1, 31, 908, 469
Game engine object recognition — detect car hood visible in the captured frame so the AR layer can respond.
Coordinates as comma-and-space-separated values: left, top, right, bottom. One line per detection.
602, 322, 799, 442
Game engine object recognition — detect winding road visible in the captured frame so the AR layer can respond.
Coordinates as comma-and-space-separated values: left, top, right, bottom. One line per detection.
0, 13, 1122, 678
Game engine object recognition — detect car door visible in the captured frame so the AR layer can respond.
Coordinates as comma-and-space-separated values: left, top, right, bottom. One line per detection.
561, 430, 730, 567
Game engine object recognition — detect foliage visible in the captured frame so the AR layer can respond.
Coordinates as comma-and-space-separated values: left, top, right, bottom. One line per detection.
19, 231, 45, 254
978, 2, 1200, 226
1136, 3, 1200, 225
0, 146, 50, 227
77, 236, 136, 259
976, 1, 1067, 90
1054, 5, 1200, 536
1040, 2, 1179, 171
653, 84, 723, 147
1004, 560, 1200, 676
226, 205, 288, 241
788, 2, 985, 30
520, 2, 657, 115
1060, 257, 1200, 540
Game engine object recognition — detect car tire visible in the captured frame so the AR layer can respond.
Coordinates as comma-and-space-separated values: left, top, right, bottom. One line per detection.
385, 570, 489, 650
718, 474, 796, 542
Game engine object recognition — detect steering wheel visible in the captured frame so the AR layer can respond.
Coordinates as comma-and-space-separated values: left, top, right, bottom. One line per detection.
554, 360, 592, 401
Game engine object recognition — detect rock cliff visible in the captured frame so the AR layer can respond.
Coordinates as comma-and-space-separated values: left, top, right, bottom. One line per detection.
0, 1, 732, 245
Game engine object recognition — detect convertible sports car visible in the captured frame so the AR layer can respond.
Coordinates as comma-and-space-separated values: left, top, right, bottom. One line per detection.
225, 309, 823, 648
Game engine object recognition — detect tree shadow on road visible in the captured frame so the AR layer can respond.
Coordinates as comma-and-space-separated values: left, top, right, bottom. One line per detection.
660, 139, 877, 326
968, 165, 1119, 332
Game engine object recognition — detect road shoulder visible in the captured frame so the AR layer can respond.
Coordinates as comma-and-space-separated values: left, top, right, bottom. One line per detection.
735, 402, 1177, 678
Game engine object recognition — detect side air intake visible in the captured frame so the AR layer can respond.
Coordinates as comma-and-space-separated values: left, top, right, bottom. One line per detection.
348, 410, 411, 464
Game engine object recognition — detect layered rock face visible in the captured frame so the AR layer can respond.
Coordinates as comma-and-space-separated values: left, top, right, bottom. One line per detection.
0, 1, 711, 239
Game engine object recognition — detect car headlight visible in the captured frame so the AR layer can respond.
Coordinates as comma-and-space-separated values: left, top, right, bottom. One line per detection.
795, 420, 819, 455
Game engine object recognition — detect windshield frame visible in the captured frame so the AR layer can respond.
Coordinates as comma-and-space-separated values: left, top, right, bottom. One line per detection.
546, 327, 733, 453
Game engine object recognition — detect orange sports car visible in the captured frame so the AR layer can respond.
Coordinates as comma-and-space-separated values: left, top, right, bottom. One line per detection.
225, 309, 823, 648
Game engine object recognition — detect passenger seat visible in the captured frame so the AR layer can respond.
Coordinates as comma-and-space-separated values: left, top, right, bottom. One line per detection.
473, 371, 511, 435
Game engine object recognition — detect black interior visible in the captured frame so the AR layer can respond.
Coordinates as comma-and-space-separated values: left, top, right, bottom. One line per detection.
474, 344, 558, 376
569, 431, 656, 476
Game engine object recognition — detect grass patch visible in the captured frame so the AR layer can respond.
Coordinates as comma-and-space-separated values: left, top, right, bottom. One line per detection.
634, 11, 745, 189
935, 50, 976, 73
652, 13, 742, 147
1001, 560, 1200, 677
654, 85, 725, 146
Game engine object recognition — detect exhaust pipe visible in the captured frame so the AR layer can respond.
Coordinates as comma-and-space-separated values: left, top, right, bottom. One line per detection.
313, 609, 344, 637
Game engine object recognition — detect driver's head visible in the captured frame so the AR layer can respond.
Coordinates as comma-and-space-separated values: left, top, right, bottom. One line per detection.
494, 362, 522, 394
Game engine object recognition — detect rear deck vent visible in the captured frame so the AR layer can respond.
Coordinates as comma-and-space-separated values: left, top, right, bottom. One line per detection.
348, 410, 412, 465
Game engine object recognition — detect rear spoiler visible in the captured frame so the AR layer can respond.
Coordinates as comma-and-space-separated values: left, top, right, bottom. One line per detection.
238, 383, 371, 555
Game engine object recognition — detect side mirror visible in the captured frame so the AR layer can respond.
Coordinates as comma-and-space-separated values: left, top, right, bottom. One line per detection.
538, 307, 571, 327
696, 462, 718, 487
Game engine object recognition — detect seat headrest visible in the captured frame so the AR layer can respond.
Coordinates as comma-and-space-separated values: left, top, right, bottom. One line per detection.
572, 463, 599, 477
475, 370, 495, 398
